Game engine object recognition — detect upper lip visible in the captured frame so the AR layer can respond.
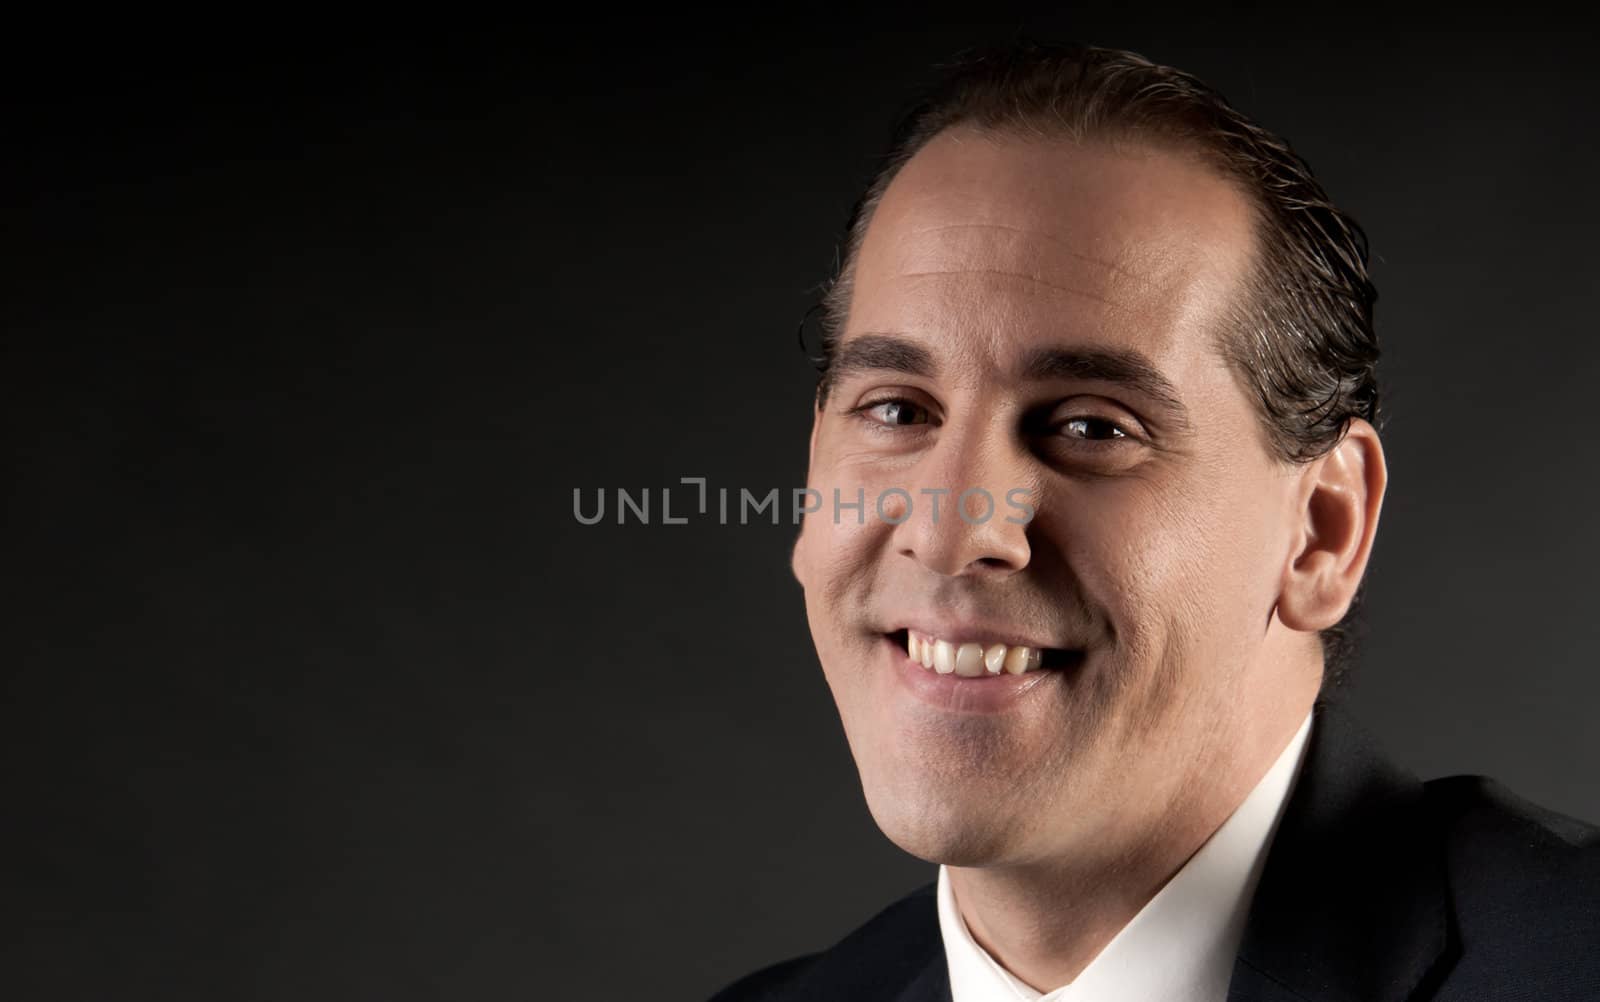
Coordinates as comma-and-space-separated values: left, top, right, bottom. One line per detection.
885, 616, 1072, 651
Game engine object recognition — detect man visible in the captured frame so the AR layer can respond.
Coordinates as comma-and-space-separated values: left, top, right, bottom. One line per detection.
713, 42, 1599, 1001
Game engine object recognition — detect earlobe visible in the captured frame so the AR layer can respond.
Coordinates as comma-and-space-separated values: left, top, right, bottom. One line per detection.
1277, 419, 1388, 632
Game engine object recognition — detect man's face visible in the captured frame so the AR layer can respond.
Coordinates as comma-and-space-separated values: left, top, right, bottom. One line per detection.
792, 129, 1314, 869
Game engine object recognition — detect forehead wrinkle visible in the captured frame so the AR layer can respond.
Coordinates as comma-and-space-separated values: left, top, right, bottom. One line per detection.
905, 223, 1138, 282
897, 268, 1122, 310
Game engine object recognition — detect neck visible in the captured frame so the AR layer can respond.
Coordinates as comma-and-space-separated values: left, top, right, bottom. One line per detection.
946, 676, 1316, 992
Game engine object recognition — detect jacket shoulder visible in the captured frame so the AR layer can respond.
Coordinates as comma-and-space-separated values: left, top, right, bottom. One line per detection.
1423, 772, 1600, 888
1421, 774, 1600, 996
708, 953, 820, 1002
707, 882, 943, 1001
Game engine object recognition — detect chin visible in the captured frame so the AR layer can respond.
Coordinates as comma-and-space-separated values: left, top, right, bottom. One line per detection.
859, 770, 1024, 866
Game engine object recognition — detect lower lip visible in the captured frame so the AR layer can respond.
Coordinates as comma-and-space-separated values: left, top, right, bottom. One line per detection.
885, 636, 1062, 713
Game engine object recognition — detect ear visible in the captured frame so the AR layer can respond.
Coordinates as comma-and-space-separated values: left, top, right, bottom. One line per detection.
1276, 418, 1388, 632
790, 399, 824, 588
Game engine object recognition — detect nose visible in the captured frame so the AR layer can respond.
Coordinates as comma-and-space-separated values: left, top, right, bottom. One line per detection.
890, 422, 1034, 577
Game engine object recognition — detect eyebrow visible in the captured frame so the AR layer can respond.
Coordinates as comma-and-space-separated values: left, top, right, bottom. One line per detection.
1020, 346, 1191, 430
826, 334, 937, 383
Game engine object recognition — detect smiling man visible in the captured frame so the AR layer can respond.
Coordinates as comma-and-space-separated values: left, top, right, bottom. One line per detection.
713, 43, 1599, 1002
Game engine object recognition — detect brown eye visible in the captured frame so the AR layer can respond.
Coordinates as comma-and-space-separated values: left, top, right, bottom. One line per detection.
859, 399, 932, 427
1061, 416, 1128, 441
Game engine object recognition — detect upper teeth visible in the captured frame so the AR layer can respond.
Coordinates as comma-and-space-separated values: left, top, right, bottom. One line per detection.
907, 630, 1043, 677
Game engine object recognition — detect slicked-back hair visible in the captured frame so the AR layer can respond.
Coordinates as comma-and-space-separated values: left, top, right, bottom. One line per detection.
811, 41, 1381, 684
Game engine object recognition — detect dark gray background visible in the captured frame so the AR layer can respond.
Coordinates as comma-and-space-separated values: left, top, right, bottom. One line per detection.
5, 10, 1597, 1001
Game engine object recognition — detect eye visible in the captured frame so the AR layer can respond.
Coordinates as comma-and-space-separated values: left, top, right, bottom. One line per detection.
853, 397, 934, 428
1035, 406, 1145, 473
1059, 416, 1129, 441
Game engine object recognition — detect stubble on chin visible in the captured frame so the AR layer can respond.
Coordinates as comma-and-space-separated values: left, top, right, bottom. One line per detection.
853, 701, 1092, 867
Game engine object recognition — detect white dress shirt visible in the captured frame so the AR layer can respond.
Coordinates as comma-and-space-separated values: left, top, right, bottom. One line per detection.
937, 711, 1314, 1002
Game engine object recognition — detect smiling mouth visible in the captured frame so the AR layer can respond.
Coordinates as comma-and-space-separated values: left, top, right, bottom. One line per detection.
889, 629, 1082, 677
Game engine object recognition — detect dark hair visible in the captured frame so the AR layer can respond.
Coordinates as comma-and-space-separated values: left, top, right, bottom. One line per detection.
811, 41, 1381, 685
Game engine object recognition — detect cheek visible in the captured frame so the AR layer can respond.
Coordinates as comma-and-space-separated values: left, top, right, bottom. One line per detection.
1060, 466, 1278, 655
794, 489, 897, 655
1100, 495, 1208, 652
798, 444, 911, 591
796, 485, 886, 570
1129, 464, 1289, 649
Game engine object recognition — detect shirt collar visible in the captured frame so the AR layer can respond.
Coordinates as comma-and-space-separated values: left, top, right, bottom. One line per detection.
937, 710, 1314, 1002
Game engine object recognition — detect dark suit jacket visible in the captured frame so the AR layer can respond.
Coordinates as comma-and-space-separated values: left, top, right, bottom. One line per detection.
711, 699, 1600, 1001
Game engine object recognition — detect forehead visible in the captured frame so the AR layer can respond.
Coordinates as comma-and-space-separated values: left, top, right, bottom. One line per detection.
847, 128, 1258, 382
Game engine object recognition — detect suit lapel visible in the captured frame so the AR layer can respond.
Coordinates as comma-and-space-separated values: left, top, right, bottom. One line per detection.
1226, 698, 1453, 1002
